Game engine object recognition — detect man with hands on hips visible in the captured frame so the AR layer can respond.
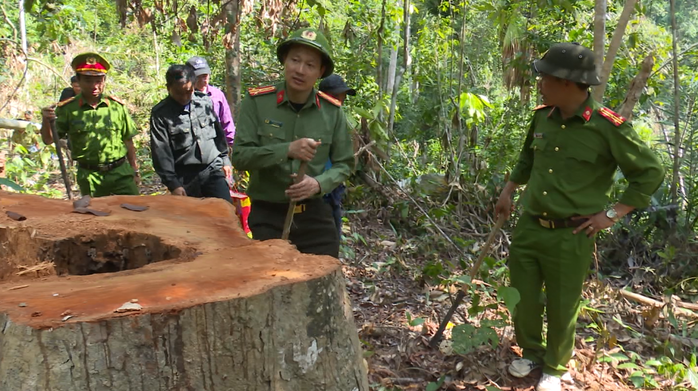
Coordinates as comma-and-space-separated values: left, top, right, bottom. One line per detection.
495, 43, 664, 391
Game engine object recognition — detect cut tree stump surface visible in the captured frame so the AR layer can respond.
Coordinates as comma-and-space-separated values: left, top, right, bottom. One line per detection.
0, 191, 369, 391
0, 191, 336, 328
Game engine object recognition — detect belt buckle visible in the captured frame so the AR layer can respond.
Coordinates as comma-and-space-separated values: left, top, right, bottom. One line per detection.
538, 218, 554, 229
293, 204, 306, 214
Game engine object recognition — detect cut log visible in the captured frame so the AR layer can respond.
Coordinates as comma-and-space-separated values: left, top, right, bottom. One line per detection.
0, 191, 369, 391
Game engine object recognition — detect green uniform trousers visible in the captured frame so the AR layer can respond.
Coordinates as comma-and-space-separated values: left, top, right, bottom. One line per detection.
248, 198, 339, 258
509, 213, 594, 376
76, 163, 139, 197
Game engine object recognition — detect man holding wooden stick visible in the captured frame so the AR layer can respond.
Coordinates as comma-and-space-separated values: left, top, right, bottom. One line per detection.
495, 43, 664, 391
41, 52, 140, 197
232, 28, 354, 257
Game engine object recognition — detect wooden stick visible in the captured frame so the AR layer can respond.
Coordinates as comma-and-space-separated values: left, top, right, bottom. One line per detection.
429, 214, 506, 347
618, 289, 698, 318
281, 161, 308, 240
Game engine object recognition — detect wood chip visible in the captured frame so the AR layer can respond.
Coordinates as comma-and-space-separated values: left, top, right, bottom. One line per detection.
5, 211, 26, 221
7, 284, 29, 291
72, 207, 110, 217
72, 195, 92, 209
120, 203, 149, 212
114, 302, 142, 313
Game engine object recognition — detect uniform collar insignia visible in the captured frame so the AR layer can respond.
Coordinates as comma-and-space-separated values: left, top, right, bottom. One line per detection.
582, 106, 592, 122
276, 90, 285, 105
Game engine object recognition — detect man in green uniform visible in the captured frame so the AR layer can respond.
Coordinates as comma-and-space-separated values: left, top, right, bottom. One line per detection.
495, 43, 664, 391
41, 52, 140, 197
232, 28, 355, 258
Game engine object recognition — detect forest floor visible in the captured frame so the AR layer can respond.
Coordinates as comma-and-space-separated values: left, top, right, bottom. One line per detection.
3, 159, 697, 391
341, 211, 696, 391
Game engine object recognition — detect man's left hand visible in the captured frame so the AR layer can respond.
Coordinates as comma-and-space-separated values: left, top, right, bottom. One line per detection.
133, 171, 141, 186
572, 211, 615, 237
285, 176, 320, 202
222, 165, 233, 179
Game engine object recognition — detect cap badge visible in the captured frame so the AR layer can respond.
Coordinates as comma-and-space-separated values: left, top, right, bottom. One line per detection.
86, 57, 97, 65
301, 30, 317, 41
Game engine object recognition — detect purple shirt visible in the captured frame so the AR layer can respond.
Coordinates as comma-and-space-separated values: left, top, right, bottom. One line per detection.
206, 85, 235, 146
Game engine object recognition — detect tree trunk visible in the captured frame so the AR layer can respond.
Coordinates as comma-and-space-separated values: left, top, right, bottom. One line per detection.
224, 0, 242, 117
669, 0, 681, 213
376, 0, 387, 102
386, 39, 398, 96
593, 0, 606, 75
617, 53, 654, 120
592, 0, 638, 102
0, 192, 369, 391
403, 0, 411, 80
18, 0, 27, 55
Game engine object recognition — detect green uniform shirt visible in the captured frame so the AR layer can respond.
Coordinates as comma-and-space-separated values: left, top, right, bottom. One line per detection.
510, 96, 664, 219
232, 81, 355, 203
55, 94, 137, 164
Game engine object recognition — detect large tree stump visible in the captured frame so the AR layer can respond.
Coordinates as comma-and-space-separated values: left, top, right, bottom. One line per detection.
0, 191, 368, 391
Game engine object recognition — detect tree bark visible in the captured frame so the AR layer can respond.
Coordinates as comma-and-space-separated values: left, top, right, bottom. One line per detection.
18, 0, 27, 55
593, 0, 606, 75
224, 0, 242, 117
376, 0, 387, 102
617, 53, 654, 120
669, 0, 681, 211
0, 192, 369, 391
592, 0, 638, 102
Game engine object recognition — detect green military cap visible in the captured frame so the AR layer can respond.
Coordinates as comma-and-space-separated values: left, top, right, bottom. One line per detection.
277, 28, 334, 78
532, 43, 600, 85
71, 52, 110, 76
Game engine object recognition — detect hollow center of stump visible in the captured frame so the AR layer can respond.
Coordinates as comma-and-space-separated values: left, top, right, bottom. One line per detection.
0, 227, 182, 280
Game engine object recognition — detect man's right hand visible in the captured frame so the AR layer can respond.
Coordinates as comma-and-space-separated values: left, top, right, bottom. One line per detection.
171, 187, 187, 196
42, 106, 57, 121
288, 138, 321, 161
494, 191, 513, 220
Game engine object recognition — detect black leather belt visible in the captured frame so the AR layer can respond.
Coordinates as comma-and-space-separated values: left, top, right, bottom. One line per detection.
78, 156, 126, 172
532, 215, 587, 229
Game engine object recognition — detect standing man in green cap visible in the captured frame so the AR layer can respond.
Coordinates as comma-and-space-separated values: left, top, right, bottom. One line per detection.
41, 52, 140, 197
231, 28, 355, 258
495, 42, 664, 391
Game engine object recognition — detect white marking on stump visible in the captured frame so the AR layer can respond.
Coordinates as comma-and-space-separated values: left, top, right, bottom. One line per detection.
293, 339, 323, 373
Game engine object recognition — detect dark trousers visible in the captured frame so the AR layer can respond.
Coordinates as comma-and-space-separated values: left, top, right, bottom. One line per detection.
249, 198, 339, 257
180, 165, 232, 203
323, 184, 345, 238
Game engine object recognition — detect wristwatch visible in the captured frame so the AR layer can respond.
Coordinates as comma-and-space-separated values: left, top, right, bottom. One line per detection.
605, 208, 620, 223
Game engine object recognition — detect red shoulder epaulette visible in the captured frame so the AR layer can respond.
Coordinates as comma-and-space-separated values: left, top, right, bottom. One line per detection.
317, 91, 342, 107
57, 96, 76, 107
533, 104, 550, 111
248, 85, 276, 97
108, 95, 125, 105
598, 107, 626, 126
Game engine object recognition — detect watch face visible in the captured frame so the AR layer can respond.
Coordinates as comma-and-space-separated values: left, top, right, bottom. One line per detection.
606, 209, 618, 220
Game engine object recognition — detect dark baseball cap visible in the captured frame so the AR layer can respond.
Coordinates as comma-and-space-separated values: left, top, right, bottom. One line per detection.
186, 56, 211, 76
319, 74, 356, 96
